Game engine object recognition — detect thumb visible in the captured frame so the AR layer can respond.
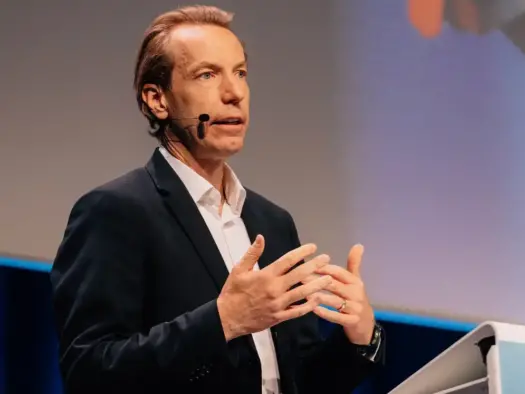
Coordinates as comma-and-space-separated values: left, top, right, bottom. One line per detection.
237, 234, 265, 272
347, 244, 364, 278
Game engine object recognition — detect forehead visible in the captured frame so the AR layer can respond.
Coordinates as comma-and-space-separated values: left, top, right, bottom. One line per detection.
167, 24, 246, 69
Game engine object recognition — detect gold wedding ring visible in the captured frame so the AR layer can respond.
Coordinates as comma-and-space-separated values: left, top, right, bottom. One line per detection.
337, 299, 347, 313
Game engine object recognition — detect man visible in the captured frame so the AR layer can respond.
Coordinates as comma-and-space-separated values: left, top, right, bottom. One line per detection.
50, 5, 385, 394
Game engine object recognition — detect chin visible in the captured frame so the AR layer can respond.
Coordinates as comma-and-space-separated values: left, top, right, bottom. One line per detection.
218, 137, 245, 157
201, 136, 245, 160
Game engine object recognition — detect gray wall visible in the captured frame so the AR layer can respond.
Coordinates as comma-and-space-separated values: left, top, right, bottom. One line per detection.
0, 0, 350, 268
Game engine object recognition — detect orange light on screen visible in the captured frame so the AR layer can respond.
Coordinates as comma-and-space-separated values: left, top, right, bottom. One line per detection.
408, 0, 445, 37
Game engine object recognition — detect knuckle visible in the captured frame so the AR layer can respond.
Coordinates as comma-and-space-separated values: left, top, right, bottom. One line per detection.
275, 257, 290, 273
289, 250, 300, 262
316, 277, 331, 291
230, 265, 240, 275
311, 293, 322, 304
292, 245, 313, 263
268, 300, 281, 313
307, 282, 323, 294
300, 285, 312, 298
287, 249, 301, 263
276, 278, 289, 293
294, 246, 309, 260
244, 250, 257, 260
353, 287, 365, 301
315, 254, 330, 268
231, 272, 244, 285
294, 307, 306, 318
303, 283, 314, 296
266, 285, 280, 300
258, 270, 272, 284
305, 259, 318, 270
268, 312, 279, 324
232, 264, 245, 275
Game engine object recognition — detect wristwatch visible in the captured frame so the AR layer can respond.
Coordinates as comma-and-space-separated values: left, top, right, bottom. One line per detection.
356, 323, 384, 362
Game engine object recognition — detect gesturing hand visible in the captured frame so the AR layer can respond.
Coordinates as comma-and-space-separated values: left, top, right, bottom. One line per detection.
217, 234, 332, 342
305, 244, 375, 345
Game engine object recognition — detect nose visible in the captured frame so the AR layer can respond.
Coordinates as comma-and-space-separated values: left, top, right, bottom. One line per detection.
220, 74, 245, 105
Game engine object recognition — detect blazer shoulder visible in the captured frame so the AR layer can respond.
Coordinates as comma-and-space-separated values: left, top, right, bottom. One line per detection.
70, 167, 152, 217
245, 188, 294, 223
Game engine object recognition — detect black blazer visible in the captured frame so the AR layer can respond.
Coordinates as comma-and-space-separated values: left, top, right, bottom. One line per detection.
50, 148, 380, 394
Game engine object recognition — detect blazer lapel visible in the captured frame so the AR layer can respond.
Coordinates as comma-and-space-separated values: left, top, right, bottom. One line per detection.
145, 149, 229, 292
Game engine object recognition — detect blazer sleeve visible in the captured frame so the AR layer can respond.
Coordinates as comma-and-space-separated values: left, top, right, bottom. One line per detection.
50, 189, 229, 393
284, 212, 381, 394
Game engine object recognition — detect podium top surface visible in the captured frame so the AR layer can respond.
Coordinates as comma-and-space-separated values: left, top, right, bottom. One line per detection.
389, 321, 525, 394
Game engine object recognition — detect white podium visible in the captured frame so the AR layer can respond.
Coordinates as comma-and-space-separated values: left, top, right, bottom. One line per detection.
388, 321, 525, 393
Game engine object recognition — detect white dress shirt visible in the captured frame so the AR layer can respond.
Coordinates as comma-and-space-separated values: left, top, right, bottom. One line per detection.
159, 147, 281, 394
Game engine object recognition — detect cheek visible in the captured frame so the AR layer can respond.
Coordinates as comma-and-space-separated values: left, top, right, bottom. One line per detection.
244, 86, 251, 105
173, 86, 208, 114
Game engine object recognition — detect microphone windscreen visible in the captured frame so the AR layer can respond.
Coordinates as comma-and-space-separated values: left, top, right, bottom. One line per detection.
198, 113, 210, 122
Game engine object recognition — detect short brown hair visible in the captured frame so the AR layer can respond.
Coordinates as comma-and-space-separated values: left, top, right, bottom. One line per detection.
133, 5, 235, 137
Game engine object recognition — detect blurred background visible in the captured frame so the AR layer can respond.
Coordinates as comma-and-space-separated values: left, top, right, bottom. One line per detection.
1, 0, 525, 392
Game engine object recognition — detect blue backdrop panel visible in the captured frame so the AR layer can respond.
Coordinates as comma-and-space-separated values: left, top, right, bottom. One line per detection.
0, 259, 474, 393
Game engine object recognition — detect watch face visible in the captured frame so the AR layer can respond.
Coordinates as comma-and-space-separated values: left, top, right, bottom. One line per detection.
370, 324, 382, 346
362, 324, 381, 349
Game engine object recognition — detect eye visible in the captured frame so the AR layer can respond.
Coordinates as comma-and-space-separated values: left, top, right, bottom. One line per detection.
198, 71, 215, 80
237, 70, 247, 78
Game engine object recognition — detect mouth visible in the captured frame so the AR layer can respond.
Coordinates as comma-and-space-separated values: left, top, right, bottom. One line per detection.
210, 117, 244, 126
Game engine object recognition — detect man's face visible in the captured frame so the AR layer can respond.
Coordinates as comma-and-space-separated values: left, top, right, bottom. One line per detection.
165, 24, 250, 160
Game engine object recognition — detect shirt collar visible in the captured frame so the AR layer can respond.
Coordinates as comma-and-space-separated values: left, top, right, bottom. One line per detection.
158, 146, 246, 216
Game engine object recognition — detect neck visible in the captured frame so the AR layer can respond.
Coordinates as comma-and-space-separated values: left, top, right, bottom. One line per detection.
165, 140, 226, 199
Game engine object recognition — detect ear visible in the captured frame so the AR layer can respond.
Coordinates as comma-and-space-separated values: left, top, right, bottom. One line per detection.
141, 84, 169, 120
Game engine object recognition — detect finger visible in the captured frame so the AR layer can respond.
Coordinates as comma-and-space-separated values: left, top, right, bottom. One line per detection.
300, 275, 354, 300
325, 280, 364, 303
313, 305, 360, 326
274, 297, 319, 322
307, 292, 363, 315
279, 275, 332, 308
315, 264, 361, 285
309, 292, 343, 310
282, 254, 330, 289
347, 244, 364, 278
266, 243, 317, 276
236, 234, 265, 272
301, 273, 321, 284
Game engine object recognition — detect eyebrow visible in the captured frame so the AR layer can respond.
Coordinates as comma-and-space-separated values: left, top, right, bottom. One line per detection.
189, 60, 247, 73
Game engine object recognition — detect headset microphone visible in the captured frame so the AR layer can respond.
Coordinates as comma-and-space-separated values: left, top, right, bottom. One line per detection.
197, 113, 210, 140
168, 113, 210, 140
